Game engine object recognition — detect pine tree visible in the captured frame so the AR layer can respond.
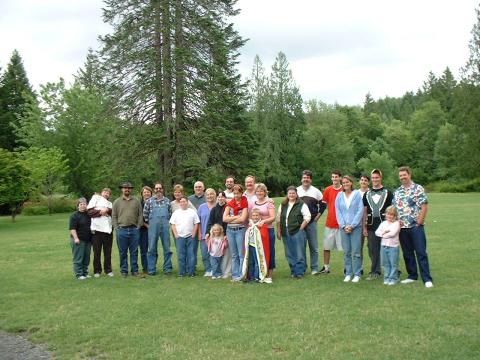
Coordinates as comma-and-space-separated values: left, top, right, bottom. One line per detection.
0, 50, 36, 150
99, 0, 250, 189
261, 52, 304, 193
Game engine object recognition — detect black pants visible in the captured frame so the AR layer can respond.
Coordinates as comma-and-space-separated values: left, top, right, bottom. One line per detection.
367, 229, 382, 275
92, 231, 113, 274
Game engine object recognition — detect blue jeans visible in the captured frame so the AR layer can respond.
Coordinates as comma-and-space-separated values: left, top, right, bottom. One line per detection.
147, 218, 172, 274
116, 227, 139, 275
200, 240, 211, 272
399, 226, 432, 283
210, 256, 223, 277
340, 226, 362, 277
193, 235, 199, 268
284, 230, 306, 277
248, 245, 259, 280
381, 245, 400, 283
303, 221, 319, 272
138, 227, 148, 272
268, 228, 276, 270
226, 226, 246, 279
175, 236, 195, 276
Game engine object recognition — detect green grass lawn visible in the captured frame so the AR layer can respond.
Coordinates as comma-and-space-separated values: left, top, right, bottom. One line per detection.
0, 193, 479, 359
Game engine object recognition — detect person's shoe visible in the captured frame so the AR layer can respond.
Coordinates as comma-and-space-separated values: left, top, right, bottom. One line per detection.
77, 276, 86, 280
132, 272, 140, 277
84, 274, 92, 279
352, 276, 360, 283
107, 272, 114, 277
366, 273, 379, 280
94, 273, 101, 278
383, 280, 389, 285
121, 273, 128, 278
388, 281, 396, 286
189, 274, 196, 278
311, 270, 319, 275
294, 275, 304, 279
148, 272, 156, 276
401, 278, 417, 284
343, 275, 352, 282
263, 277, 273, 284
425, 281, 434, 288
318, 266, 330, 274
204, 271, 212, 277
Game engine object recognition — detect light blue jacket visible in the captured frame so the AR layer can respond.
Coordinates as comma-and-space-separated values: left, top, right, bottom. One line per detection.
335, 190, 364, 229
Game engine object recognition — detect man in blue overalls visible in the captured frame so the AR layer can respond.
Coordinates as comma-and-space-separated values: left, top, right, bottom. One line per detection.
143, 182, 172, 276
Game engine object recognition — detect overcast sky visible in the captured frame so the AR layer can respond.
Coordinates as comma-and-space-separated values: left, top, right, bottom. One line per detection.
0, 0, 478, 105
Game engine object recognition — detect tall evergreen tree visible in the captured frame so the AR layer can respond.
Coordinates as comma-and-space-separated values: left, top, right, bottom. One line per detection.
0, 50, 36, 150
261, 52, 304, 194
462, 5, 480, 84
99, 0, 250, 189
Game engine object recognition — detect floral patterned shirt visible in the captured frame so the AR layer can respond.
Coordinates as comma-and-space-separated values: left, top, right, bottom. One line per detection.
393, 182, 428, 228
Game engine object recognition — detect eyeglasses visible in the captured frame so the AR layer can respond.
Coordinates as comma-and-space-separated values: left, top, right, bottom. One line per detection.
155, 187, 163, 190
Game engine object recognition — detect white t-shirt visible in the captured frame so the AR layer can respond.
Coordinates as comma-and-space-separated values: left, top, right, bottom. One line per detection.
169, 208, 200, 237
87, 194, 112, 234
296, 185, 323, 201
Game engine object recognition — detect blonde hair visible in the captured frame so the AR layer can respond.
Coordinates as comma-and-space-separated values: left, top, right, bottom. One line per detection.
173, 184, 184, 194
255, 183, 268, 196
385, 205, 398, 220
251, 208, 261, 216
205, 188, 216, 197
210, 223, 224, 238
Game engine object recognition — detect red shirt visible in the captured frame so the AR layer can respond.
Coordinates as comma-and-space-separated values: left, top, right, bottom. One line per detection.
322, 185, 343, 228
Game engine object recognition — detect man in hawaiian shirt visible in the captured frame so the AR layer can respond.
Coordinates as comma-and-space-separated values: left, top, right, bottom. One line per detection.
393, 166, 434, 288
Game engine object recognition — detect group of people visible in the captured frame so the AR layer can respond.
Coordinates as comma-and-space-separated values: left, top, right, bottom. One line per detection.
69, 166, 434, 288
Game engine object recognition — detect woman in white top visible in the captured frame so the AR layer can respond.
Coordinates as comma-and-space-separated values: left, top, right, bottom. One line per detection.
276, 186, 311, 279
335, 176, 364, 283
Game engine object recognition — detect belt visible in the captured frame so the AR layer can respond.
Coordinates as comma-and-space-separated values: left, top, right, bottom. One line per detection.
118, 225, 136, 229
228, 226, 245, 231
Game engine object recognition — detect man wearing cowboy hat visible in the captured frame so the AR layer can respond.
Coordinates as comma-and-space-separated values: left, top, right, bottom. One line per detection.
112, 182, 144, 277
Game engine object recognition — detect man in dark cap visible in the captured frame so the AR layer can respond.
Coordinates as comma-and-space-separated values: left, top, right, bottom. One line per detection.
112, 182, 144, 277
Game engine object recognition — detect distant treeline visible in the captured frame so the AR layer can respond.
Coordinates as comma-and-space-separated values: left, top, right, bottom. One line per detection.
1, 1, 480, 219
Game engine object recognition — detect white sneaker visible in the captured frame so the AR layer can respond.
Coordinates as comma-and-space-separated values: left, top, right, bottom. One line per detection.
84, 274, 92, 279
107, 272, 114, 277
387, 281, 396, 286
343, 275, 352, 282
204, 271, 213, 277
94, 273, 101, 278
383, 280, 389, 285
352, 276, 360, 283
401, 278, 417, 284
263, 277, 273, 284
311, 270, 319, 275
425, 281, 434, 288
77, 276, 86, 280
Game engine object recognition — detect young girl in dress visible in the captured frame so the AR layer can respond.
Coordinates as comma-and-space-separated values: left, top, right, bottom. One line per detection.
242, 208, 269, 282
375, 206, 401, 285
208, 224, 228, 279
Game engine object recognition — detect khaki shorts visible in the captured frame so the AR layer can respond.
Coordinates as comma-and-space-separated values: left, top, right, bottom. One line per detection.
323, 227, 343, 251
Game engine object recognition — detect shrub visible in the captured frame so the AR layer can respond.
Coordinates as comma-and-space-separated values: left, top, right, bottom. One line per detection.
427, 178, 480, 192
22, 205, 49, 216
22, 196, 76, 215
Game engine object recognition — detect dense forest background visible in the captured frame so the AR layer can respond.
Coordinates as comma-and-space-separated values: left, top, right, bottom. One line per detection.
1, 1, 480, 218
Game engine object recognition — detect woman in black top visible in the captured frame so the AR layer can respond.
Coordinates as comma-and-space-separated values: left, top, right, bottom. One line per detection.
69, 198, 92, 280
205, 192, 230, 278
